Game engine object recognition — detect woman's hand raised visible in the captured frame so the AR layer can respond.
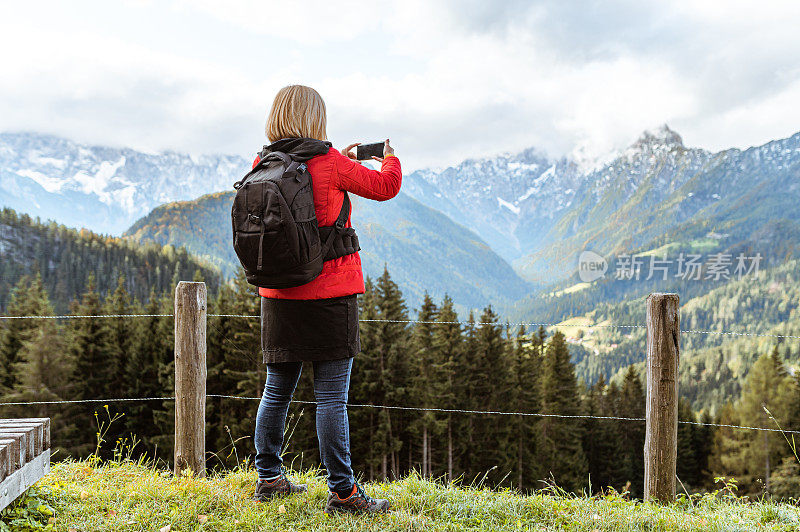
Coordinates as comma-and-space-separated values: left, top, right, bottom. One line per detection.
341, 139, 394, 164
371, 139, 394, 163
341, 143, 362, 165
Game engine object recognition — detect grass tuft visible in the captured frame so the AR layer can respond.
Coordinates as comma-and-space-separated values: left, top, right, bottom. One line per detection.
4, 460, 800, 531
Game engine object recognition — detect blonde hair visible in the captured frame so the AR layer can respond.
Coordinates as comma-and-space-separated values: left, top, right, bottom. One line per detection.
265, 85, 328, 142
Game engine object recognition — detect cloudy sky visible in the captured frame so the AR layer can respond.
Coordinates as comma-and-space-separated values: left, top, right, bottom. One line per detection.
2, 0, 800, 170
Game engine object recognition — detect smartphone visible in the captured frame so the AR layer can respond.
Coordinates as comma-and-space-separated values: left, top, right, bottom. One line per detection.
356, 142, 384, 160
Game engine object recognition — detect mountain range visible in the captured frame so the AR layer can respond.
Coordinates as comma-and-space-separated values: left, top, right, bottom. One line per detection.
2, 127, 800, 407
0, 132, 245, 235
405, 125, 800, 283
2, 127, 799, 311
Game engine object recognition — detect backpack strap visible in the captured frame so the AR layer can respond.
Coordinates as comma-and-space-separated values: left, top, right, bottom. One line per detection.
334, 193, 350, 231
319, 193, 359, 261
233, 151, 301, 189
320, 193, 349, 252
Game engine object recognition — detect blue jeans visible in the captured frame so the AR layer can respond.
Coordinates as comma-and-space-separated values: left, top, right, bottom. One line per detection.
254, 358, 354, 492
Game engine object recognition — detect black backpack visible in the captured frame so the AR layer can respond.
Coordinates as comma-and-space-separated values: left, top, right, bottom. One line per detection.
231, 149, 359, 289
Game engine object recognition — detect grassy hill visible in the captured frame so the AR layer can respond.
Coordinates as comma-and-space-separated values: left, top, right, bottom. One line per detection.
124, 191, 534, 311
8, 461, 800, 531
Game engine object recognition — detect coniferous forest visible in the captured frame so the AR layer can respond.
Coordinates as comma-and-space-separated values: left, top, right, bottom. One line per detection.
2, 204, 800, 499
4, 263, 800, 499
0, 208, 220, 312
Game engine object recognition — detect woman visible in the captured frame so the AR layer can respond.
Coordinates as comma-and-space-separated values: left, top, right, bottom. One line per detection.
251, 85, 401, 515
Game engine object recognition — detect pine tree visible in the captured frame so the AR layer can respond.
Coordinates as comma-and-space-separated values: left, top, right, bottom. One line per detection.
125, 291, 171, 458
371, 267, 409, 479
148, 292, 176, 462
65, 275, 114, 456
409, 293, 437, 477
692, 411, 715, 489
729, 348, 794, 494
350, 277, 380, 479
457, 311, 480, 481
676, 398, 699, 488
539, 330, 587, 492
468, 306, 513, 485
709, 402, 749, 490
17, 317, 68, 401
783, 373, 800, 434
430, 294, 461, 481
617, 365, 646, 497
219, 271, 262, 464
4, 276, 74, 456
0, 275, 47, 393
206, 283, 238, 468
583, 377, 624, 493
103, 278, 135, 399
102, 278, 136, 450
509, 325, 543, 490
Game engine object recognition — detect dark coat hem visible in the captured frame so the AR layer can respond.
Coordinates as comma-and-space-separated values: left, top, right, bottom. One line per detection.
262, 339, 360, 364
260, 293, 360, 364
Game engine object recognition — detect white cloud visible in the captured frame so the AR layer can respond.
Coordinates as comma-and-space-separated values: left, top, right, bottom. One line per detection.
180, 0, 371, 43
0, 0, 799, 171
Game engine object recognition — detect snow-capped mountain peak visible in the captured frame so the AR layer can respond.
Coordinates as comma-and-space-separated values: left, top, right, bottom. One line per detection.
0, 131, 248, 234
632, 124, 684, 149
403, 125, 800, 273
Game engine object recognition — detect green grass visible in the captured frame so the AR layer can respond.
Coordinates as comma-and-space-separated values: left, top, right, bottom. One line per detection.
6, 461, 800, 531
550, 283, 592, 298
637, 238, 721, 258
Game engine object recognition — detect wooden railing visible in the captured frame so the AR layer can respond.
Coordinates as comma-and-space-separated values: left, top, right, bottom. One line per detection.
0, 418, 51, 511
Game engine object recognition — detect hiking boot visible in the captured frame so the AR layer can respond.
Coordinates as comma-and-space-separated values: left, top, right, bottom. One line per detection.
253, 472, 307, 501
324, 481, 390, 514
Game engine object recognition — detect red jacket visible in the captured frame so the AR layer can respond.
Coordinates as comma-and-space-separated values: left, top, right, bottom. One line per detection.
253, 146, 402, 299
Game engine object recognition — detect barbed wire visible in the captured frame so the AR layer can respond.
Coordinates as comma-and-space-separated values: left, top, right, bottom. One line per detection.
0, 396, 174, 405
3, 394, 799, 435
3, 313, 797, 340
0, 314, 172, 319
679, 329, 800, 340
208, 395, 800, 433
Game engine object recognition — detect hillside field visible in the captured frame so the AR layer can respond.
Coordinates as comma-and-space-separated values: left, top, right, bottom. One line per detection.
5, 461, 800, 531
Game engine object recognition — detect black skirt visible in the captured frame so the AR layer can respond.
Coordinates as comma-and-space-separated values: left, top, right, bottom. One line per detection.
260, 294, 361, 364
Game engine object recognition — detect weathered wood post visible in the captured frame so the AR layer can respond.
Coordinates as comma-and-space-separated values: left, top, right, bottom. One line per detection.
0, 418, 51, 511
644, 293, 680, 502
174, 281, 207, 477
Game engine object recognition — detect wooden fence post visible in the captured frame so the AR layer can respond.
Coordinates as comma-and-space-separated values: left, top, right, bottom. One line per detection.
174, 281, 207, 478
644, 293, 680, 502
